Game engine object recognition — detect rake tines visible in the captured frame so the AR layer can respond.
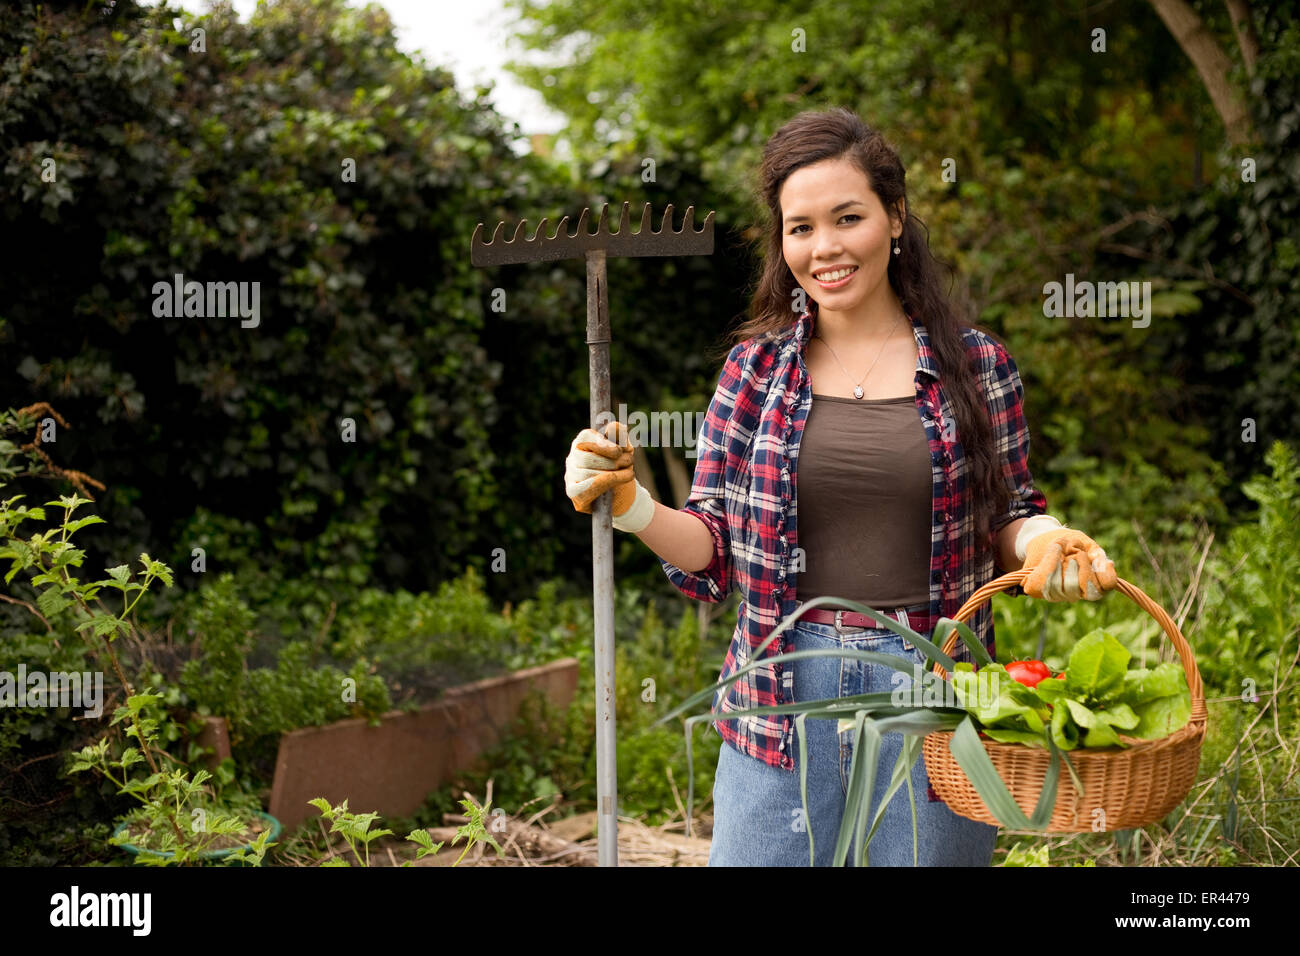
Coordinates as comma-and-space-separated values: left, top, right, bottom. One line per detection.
470, 201, 714, 265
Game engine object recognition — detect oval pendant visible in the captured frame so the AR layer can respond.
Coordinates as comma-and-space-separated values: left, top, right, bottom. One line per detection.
853, 386, 864, 399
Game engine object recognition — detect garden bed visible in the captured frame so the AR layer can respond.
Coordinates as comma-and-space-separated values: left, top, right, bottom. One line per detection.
268, 657, 579, 830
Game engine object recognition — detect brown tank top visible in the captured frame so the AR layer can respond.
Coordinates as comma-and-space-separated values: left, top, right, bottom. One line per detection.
794, 392, 932, 609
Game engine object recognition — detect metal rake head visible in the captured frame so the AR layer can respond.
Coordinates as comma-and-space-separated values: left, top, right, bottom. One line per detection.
470, 201, 714, 266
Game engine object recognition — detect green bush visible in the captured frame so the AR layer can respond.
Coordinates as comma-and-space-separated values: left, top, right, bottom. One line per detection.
1198, 439, 1299, 696
398, 585, 733, 831
0, 627, 120, 866
324, 566, 591, 704
0, 0, 534, 596
178, 572, 392, 772
173, 564, 599, 784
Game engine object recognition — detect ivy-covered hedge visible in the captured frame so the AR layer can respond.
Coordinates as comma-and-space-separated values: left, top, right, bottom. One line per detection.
0, 0, 752, 614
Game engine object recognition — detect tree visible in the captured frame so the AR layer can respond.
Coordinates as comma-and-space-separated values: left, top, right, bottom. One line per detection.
0, 0, 551, 608
1147, 0, 1259, 144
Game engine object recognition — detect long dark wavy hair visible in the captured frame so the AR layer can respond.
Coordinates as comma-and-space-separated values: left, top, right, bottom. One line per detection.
727, 107, 1010, 557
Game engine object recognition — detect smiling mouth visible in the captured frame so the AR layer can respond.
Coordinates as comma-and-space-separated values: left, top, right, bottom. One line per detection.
813, 265, 859, 286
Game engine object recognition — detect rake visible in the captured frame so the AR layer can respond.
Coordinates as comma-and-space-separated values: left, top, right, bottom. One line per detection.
471, 201, 715, 866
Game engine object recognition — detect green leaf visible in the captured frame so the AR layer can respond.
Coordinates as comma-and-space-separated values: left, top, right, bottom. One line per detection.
1081, 721, 1124, 749
796, 713, 813, 865
1006, 682, 1047, 732
127, 693, 161, 713
927, 617, 992, 667
406, 827, 444, 859
838, 713, 882, 866
119, 772, 164, 795
1130, 692, 1191, 740
1120, 661, 1186, 706
982, 728, 1049, 746
947, 717, 1037, 829
1064, 698, 1101, 728
35, 587, 73, 619
1050, 700, 1079, 750
63, 515, 107, 535
1093, 701, 1140, 731
94, 617, 126, 638
1000, 840, 1050, 866
76, 613, 128, 639
953, 666, 1041, 730
1033, 676, 1068, 702
105, 564, 132, 585
1064, 630, 1129, 700
47, 543, 86, 570
45, 495, 92, 511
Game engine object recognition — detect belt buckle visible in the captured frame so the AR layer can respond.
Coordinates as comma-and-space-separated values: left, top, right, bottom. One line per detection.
833, 609, 858, 635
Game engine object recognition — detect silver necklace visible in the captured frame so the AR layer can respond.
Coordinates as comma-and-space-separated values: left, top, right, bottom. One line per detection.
814, 316, 905, 400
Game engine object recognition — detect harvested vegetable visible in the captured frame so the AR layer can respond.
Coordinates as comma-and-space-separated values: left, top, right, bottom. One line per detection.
950, 629, 1192, 750
1005, 660, 1052, 688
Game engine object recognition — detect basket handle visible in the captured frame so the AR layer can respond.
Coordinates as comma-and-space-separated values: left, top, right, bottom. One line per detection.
930, 570, 1206, 722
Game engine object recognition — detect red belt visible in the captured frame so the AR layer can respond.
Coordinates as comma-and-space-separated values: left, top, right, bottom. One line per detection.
793, 603, 930, 632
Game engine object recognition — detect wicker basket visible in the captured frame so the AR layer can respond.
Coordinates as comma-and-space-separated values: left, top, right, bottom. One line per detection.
921, 569, 1207, 832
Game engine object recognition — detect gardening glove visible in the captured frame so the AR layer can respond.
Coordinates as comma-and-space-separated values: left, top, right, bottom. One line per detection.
564, 421, 655, 533
1016, 515, 1118, 602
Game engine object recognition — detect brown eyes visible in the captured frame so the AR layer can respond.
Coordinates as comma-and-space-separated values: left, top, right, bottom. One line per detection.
789, 214, 862, 235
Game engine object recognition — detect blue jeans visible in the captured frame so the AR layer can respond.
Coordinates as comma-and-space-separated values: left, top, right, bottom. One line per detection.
708, 612, 998, 866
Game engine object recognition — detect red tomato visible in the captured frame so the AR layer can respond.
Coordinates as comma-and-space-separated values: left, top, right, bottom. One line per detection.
1005, 660, 1052, 688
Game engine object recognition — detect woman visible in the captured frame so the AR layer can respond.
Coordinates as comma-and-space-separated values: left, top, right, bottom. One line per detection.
563, 107, 1118, 866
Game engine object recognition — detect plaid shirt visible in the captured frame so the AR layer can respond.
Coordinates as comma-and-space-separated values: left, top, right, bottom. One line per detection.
660, 307, 1048, 772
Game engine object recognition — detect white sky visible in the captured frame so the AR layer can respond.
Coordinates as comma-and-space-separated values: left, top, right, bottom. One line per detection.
177, 0, 570, 139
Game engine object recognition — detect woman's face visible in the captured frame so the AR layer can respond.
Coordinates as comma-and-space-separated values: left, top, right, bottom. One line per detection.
779, 156, 902, 319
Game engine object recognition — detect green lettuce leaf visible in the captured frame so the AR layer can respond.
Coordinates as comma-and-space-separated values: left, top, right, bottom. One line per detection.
1116, 660, 1192, 739
1033, 676, 1068, 702
1093, 701, 1140, 731
1065, 630, 1129, 701
1063, 698, 1101, 728
1130, 692, 1192, 739
982, 728, 1049, 747
1120, 661, 1187, 706
1050, 701, 1079, 750
950, 667, 1013, 717
1005, 681, 1049, 731
1081, 722, 1125, 749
